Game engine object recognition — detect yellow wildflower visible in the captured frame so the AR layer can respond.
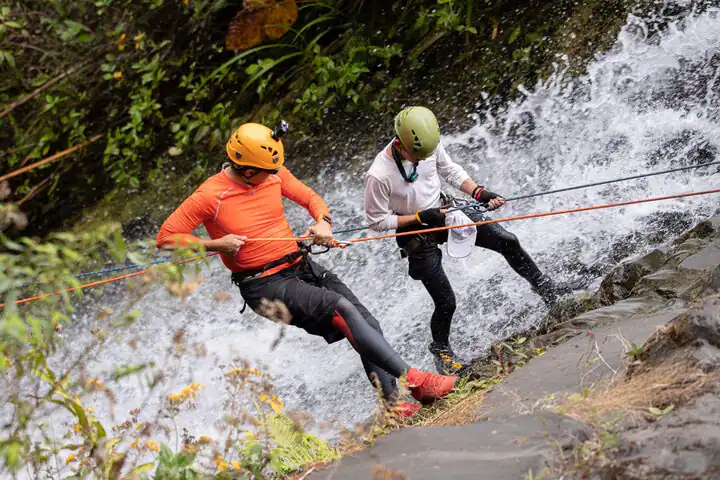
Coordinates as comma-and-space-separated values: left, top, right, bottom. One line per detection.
268, 396, 283, 413
198, 435, 213, 444
88, 379, 104, 390
167, 383, 204, 405
186, 383, 204, 397
65, 453, 77, 464
215, 456, 228, 472
84, 407, 95, 414
135, 43, 140, 50
119, 33, 126, 41
258, 394, 284, 413
113, 71, 123, 79
183, 0, 189, 5
228, 367, 261, 377
230, 461, 241, 470
135, 422, 146, 430
145, 440, 160, 452
118, 44, 125, 51
129, 439, 140, 449
134, 34, 144, 41
73, 423, 81, 433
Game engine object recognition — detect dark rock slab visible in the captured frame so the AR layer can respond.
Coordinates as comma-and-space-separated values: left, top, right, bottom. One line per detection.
477, 301, 686, 418
596, 394, 720, 479
309, 413, 591, 480
631, 265, 715, 300
596, 248, 668, 304
680, 242, 720, 271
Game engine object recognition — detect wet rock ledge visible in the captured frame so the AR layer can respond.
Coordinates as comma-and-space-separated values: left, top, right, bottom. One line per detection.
309, 213, 720, 480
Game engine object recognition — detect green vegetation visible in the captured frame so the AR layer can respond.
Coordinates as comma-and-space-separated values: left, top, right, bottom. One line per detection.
0, 206, 342, 477
1, 0, 638, 237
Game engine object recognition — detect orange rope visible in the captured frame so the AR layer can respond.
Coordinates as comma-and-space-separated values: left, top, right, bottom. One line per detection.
0, 253, 215, 308
246, 188, 720, 244
0, 134, 103, 183
2, 188, 718, 308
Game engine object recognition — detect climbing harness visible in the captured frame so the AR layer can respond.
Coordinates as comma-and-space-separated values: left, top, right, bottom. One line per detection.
230, 241, 330, 284
230, 241, 332, 313
398, 193, 487, 258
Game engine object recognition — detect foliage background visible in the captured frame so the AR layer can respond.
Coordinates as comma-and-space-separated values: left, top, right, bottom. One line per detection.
0, 0, 636, 238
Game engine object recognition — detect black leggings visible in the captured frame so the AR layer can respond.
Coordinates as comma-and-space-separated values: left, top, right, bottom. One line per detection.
398, 215, 547, 346
236, 258, 407, 400
332, 298, 407, 397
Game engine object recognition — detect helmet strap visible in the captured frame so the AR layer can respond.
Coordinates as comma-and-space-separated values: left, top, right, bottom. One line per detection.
391, 142, 419, 183
228, 163, 280, 186
227, 164, 260, 186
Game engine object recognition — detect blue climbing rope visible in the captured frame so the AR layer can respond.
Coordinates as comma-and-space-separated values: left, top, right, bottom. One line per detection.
19, 257, 176, 288
32, 159, 720, 285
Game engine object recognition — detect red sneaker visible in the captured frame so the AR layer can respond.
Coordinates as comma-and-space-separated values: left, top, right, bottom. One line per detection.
406, 368, 458, 404
391, 402, 422, 418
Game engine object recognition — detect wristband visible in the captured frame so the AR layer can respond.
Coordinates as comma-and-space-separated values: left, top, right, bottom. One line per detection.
415, 210, 423, 224
317, 214, 332, 225
472, 185, 486, 201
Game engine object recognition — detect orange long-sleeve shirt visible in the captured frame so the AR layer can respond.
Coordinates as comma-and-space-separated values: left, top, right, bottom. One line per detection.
156, 166, 330, 276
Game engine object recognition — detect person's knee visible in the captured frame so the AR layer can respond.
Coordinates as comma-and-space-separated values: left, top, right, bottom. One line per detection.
334, 297, 364, 328
362, 312, 383, 334
496, 230, 521, 254
444, 292, 457, 315
431, 289, 456, 317
335, 296, 355, 315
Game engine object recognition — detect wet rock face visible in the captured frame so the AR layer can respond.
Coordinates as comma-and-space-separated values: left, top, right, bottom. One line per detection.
596, 248, 668, 304
612, 393, 720, 479
309, 215, 720, 480
686, 294, 720, 350
583, 294, 720, 480
309, 412, 593, 480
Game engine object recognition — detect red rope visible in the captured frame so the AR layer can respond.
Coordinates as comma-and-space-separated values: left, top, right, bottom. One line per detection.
2, 188, 718, 308
0, 253, 215, 308
246, 188, 720, 245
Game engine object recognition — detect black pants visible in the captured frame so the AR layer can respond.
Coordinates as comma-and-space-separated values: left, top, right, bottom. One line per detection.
397, 211, 549, 346
233, 257, 404, 401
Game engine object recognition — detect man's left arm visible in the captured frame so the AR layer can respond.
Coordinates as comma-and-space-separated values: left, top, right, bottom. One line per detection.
436, 143, 505, 210
277, 167, 335, 245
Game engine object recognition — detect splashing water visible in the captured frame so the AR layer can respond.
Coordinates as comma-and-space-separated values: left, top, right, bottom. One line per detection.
52, 5, 720, 444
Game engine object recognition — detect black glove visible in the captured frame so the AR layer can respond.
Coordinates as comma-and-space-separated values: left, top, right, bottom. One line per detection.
472, 186, 504, 207
416, 208, 446, 227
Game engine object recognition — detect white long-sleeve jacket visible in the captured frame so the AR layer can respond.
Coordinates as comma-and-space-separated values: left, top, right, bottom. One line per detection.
363, 140, 470, 232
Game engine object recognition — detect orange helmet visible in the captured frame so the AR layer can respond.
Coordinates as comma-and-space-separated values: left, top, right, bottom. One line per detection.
226, 122, 285, 170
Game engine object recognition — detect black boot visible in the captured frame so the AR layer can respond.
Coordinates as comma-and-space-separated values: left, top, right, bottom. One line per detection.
428, 342, 467, 375
533, 276, 573, 307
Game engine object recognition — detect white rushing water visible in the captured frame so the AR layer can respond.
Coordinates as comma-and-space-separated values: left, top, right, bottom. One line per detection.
49, 3, 720, 450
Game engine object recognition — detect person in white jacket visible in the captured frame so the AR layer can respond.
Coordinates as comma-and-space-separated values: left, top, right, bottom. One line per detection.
363, 106, 570, 374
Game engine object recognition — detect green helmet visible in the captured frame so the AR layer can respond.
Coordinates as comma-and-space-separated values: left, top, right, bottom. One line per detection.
393, 106, 440, 159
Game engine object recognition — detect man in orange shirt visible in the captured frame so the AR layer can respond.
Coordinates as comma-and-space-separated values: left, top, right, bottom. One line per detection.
156, 121, 459, 414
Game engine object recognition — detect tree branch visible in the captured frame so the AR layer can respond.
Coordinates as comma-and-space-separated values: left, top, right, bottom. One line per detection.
0, 64, 85, 120
0, 134, 104, 183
